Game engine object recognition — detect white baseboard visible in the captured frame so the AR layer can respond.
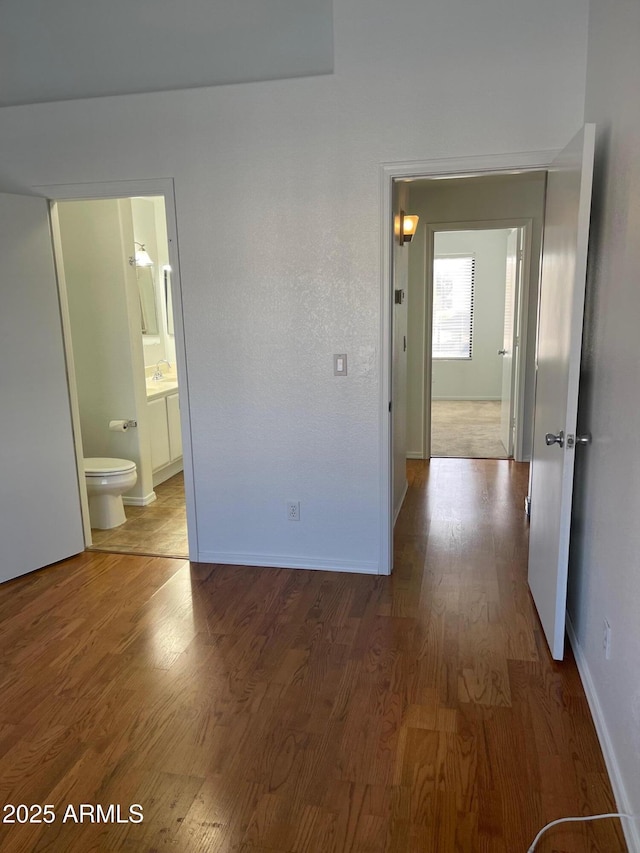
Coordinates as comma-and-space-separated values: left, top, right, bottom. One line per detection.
406, 451, 425, 460
152, 458, 183, 488
196, 551, 378, 575
123, 491, 157, 507
566, 614, 640, 852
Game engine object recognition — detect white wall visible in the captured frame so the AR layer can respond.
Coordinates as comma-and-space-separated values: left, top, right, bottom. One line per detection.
57, 199, 154, 502
0, 0, 588, 571
431, 229, 509, 402
567, 0, 640, 845
406, 173, 547, 460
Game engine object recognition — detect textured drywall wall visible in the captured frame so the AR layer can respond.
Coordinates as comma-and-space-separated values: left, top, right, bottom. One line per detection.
431, 229, 509, 402
406, 173, 547, 460
0, 0, 334, 105
0, 0, 588, 571
567, 0, 640, 840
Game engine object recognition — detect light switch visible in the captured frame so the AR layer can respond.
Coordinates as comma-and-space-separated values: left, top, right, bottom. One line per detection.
334, 353, 347, 376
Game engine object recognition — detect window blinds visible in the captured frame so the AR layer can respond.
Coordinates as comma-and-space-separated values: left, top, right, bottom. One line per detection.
432, 255, 475, 359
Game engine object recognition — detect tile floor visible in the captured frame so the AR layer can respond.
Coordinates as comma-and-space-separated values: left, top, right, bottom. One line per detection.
90, 472, 188, 558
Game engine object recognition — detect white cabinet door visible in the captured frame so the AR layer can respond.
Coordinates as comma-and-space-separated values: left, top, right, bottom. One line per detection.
147, 397, 170, 471
528, 125, 596, 660
0, 193, 84, 582
167, 393, 183, 461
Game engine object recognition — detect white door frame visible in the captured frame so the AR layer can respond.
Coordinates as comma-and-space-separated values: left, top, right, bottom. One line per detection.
33, 178, 198, 560
423, 218, 532, 462
379, 150, 557, 574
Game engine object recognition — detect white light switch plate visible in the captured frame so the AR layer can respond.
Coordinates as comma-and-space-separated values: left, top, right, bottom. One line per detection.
334, 353, 347, 376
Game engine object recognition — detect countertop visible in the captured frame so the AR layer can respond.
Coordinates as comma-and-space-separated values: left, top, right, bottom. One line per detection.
146, 376, 179, 401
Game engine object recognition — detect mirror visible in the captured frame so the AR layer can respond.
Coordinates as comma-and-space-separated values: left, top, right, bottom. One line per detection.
137, 265, 159, 335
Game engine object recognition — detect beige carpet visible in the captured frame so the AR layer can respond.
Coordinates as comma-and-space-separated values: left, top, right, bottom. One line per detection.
431, 400, 509, 458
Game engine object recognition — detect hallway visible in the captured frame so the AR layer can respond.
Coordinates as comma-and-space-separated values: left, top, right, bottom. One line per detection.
0, 459, 623, 851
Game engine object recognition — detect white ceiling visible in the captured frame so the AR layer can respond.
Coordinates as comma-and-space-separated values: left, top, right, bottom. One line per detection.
0, 0, 334, 106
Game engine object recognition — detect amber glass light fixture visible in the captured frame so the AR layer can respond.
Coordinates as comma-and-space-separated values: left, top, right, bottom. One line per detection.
399, 211, 419, 245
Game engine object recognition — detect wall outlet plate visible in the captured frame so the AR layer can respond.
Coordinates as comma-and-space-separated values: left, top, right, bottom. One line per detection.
287, 501, 300, 521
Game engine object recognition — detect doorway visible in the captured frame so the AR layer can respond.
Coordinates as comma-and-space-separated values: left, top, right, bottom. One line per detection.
381, 155, 550, 575
427, 223, 528, 460
45, 180, 196, 560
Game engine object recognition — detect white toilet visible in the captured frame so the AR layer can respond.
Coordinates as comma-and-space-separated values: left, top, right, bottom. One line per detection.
84, 457, 137, 529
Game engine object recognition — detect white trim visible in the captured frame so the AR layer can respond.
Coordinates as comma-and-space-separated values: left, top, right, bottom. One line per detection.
381, 151, 558, 579
379, 165, 394, 576
152, 458, 184, 488
566, 615, 640, 853
197, 552, 379, 575
406, 451, 424, 460
380, 150, 558, 181
35, 178, 199, 562
123, 491, 157, 507
424, 218, 533, 463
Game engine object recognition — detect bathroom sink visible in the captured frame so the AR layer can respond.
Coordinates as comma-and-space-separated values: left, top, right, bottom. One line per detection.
146, 376, 178, 399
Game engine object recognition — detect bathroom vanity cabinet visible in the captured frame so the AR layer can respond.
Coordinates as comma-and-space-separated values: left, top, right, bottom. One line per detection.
147, 390, 182, 482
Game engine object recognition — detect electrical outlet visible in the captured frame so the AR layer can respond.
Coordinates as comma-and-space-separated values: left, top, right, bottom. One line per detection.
287, 501, 300, 521
603, 618, 612, 659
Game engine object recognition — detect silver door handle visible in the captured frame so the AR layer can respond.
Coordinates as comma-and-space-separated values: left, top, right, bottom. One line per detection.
575, 433, 591, 445
545, 431, 564, 448
498, 349, 507, 355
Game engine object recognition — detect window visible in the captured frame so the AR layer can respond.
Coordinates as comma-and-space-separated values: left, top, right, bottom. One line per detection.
432, 254, 475, 359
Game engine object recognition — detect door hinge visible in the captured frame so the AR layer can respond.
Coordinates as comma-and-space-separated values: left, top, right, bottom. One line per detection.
389, 401, 392, 413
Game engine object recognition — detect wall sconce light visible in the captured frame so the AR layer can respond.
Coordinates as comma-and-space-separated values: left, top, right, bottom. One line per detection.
399, 210, 419, 245
129, 241, 153, 267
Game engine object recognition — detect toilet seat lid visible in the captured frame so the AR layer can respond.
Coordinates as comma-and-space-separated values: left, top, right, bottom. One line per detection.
84, 457, 137, 476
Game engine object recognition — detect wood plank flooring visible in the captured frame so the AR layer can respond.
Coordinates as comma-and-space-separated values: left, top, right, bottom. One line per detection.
0, 459, 625, 852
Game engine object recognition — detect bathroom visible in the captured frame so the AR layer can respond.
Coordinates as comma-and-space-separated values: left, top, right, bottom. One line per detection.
55, 195, 189, 558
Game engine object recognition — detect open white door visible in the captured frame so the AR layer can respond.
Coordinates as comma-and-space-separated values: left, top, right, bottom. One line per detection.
528, 125, 596, 660
500, 227, 521, 455
0, 193, 84, 583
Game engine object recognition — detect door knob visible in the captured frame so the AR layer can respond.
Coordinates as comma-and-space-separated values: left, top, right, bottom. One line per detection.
545, 431, 564, 448
498, 349, 507, 355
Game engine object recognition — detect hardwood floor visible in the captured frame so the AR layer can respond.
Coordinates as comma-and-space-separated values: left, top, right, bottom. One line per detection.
0, 459, 625, 852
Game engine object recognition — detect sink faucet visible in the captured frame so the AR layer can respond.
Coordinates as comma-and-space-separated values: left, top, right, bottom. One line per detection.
152, 359, 171, 381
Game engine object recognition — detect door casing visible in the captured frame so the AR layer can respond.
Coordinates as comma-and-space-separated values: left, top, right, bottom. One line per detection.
422, 218, 532, 462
